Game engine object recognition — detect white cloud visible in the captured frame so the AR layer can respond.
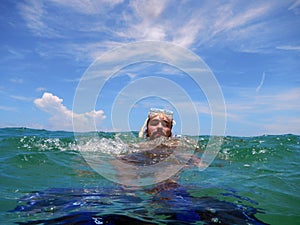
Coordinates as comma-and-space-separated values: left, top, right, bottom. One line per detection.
34, 92, 106, 131
117, 0, 168, 41
130, 0, 166, 19
172, 18, 203, 47
215, 4, 271, 33
201, 2, 282, 53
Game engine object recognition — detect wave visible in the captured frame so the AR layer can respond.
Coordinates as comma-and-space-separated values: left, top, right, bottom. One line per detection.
1, 127, 299, 161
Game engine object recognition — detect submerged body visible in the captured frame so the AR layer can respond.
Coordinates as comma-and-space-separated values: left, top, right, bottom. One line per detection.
14, 186, 268, 225
119, 136, 201, 167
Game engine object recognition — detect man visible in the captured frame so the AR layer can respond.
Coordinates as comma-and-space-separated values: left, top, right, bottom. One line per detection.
116, 108, 201, 188
119, 108, 199, 166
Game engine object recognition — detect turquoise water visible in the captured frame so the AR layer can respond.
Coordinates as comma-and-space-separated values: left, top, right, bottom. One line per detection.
0, 128, 299, 224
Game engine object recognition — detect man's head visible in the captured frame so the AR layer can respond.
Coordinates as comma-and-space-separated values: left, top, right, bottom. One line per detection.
139, 108, 174, 139
146, 112, 173, 139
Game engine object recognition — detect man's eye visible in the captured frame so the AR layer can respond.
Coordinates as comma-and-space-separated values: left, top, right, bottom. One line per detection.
149, 120, 159, 126
161, 121, 169, 127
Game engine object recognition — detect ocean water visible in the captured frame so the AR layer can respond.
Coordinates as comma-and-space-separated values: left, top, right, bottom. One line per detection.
0, 127, 299, 225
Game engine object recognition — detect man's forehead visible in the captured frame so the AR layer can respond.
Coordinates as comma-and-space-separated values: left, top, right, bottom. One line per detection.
150, 113, 171, 121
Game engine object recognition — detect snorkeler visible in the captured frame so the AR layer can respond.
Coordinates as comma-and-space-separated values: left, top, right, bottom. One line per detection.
120, 108, 200, 167
113, 108, 202, 188
138, 108, 174, 139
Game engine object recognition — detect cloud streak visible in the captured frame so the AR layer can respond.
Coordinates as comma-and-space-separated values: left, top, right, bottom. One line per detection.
16, 0, 295, 61
18, 0, 61, 38
10, 95, 32, 102
223, 87, 300, 135
0, 106, 17, 112
256, 72, 266, 92
276, 45, 300, 51
49, 0, 124, 14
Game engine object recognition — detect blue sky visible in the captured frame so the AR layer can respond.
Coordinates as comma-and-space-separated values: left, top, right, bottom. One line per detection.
1, 0, 299, 136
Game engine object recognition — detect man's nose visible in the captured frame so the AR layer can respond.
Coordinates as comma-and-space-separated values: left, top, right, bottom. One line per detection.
156, 127, 163, 133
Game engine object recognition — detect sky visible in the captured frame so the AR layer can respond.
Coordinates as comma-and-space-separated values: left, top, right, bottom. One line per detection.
0, 0, 300, 136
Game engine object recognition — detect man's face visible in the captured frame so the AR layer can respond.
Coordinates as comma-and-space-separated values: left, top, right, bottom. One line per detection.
147, 114, 172, 139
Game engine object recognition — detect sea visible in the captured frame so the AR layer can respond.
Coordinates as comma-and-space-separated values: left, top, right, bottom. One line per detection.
0, 127, 299, 225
